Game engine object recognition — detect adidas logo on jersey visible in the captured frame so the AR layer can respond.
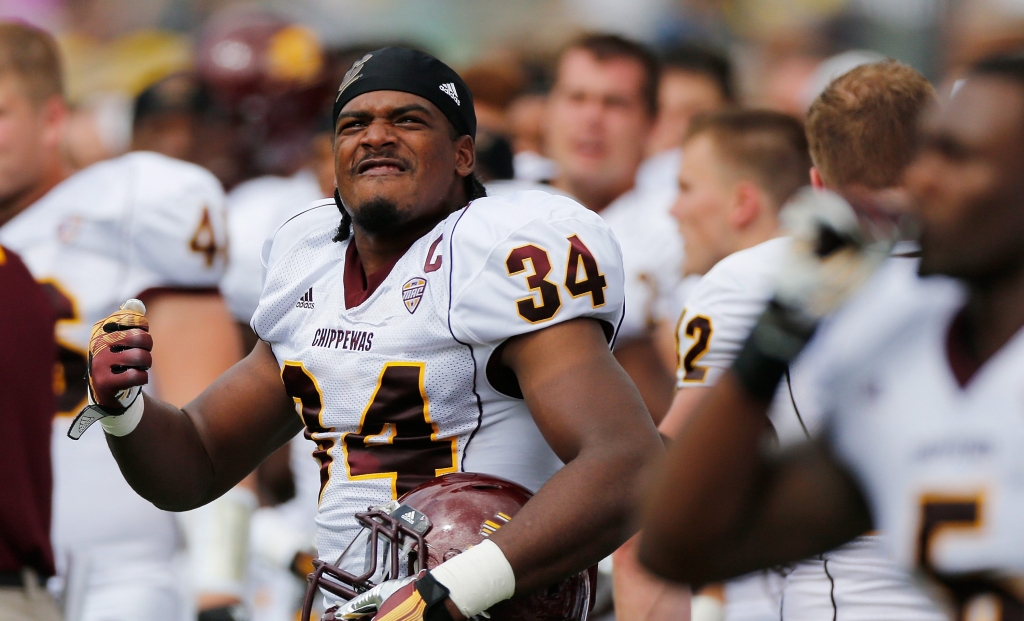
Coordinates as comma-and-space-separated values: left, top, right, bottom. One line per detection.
402, 277, 427, 314
439, 82, 460, 106
296, 288, 315, 309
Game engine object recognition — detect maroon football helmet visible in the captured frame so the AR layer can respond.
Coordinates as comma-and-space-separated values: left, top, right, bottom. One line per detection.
301, 473, 595, 621
195, 9, 331, 178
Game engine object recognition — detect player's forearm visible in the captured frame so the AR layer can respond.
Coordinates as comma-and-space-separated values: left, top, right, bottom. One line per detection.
105, 394, 219, 510
638, 371, 772, 583
679, 443, 872, 584
492, 434, 662, 595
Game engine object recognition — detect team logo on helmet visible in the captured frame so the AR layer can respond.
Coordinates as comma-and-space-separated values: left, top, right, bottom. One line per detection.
402, 277, 427, 314
336, 53, 372, 100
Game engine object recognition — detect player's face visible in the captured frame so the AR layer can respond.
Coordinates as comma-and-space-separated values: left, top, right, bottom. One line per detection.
647, 70, 726, 156
672, 134, 737, 275
905, 77, 1024, 279
0, 73, 61, 207
547, 50, 653, 195
334, 90, 473, 235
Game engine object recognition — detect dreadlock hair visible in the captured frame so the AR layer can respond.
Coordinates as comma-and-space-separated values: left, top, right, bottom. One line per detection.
332, 173, 487, 242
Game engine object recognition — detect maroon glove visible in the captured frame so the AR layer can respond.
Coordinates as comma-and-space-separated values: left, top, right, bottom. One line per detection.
68, 300, 152, 439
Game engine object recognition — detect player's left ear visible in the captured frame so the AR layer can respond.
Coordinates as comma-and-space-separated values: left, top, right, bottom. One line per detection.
454, 134, 475, 177
730, 181, 763, 229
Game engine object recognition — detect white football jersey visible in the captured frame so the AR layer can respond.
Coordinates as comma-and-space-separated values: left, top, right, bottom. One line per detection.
811, 267, 1024, 611
675, 238, 945, 621
221, 170, 324, 323
0, 151, 227, 620
599, 184, 683, 342
252, 190, 625, 568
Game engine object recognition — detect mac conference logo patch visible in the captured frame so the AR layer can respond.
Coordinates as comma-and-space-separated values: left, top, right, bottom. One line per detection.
402, 277, 426, 314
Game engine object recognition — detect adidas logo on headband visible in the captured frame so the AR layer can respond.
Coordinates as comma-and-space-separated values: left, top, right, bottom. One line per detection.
439, 82, 460, 106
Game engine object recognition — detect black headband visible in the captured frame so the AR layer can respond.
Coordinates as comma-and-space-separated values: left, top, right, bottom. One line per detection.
332, 47, 476, 139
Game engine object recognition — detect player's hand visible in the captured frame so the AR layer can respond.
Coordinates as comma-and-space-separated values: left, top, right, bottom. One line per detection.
333, 572, 465, 621
732, 188, 899, 401
774, 187, 898, 326
333, 576, 419, 620
68, 299, 151, 440
87, 299, 152, 408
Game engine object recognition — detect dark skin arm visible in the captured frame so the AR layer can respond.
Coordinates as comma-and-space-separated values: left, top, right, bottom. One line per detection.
489, 317, 664, 595
107, 318, 660, 600
613, 335, 674, 424
106, 341, 303, 511
637, 371, 872, 586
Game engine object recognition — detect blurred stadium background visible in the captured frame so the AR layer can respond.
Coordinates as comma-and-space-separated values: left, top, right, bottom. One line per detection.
4, 0, 1023, 186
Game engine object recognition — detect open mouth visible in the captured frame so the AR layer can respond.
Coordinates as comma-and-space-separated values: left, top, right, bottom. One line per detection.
356, 158, 408, 175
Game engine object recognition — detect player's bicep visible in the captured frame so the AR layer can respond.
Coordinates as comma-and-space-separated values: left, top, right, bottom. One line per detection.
185, 340, 302, 495
502, 318, 656, 463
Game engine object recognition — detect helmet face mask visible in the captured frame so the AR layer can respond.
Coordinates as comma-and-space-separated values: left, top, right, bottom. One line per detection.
302, 473, 595, 621
308, 501, 432, 601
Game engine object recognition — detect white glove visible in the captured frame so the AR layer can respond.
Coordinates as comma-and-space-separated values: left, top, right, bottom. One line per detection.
333, 575, 418, 620
775, 188, 897, 324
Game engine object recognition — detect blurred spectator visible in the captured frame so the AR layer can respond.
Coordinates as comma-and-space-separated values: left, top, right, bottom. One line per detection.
637, 41, 736, 194
0, 245, 59, 621
646, 42, 736, 157
546, 32, 681, 420
461, 60, 523, 181
131, 72, 211, 160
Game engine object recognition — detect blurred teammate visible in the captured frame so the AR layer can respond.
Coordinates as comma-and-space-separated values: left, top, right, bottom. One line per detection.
638, 58, 1024, 618
0, 22, 245, 621
665, 77, 946, 620
613, 109, 812, 621
0, 245, 59, 621
638, 43, 735, 195
79, 46, 662, 621
546, 33, 682, 418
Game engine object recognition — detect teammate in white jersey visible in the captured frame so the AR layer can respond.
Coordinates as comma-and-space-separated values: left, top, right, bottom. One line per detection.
80, 47, 662, 621
0, 23, 247, 621
545, 33, 683, 418
639, 54, 1024, 619
667, 103, 944, 621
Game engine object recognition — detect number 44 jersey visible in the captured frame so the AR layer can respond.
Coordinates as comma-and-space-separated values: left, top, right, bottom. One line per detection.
253, 190, 625, 566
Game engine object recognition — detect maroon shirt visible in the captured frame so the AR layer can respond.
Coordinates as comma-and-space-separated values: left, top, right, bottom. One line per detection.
0, 245, 56, 577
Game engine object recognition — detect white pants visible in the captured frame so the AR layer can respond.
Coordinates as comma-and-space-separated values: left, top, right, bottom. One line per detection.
726, 537, 947, 621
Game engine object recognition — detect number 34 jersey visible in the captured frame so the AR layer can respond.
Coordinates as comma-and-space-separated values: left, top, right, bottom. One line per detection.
253, 190, 625, 565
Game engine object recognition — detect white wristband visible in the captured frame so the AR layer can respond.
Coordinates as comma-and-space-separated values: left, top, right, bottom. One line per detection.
99, 395, 145, 437
429, 539, 515, 618
690, 594, 725, 621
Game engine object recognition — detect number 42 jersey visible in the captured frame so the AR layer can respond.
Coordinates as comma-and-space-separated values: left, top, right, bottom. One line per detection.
253, 190, 625, 565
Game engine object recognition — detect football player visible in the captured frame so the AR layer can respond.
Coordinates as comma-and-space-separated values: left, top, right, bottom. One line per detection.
639, 54, 1024, 618
664, 88, 946, 620
79, 47, 663, 621
614, 108, 814, 621
0, 22, 248, 621
545, 33, 683, 418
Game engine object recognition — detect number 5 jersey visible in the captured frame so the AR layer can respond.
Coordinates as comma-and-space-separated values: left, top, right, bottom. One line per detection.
252, 190, 625, 566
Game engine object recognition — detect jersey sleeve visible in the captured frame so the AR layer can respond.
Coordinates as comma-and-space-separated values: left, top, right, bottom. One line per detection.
674, 247, 782, 389
122, 153, 228, 297
447, 192, 626, 348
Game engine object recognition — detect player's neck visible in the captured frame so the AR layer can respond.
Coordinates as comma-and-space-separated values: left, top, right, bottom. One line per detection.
550, 175, 634, 213
962, 263, 1024, 363
351, 204, 459, 275
0, 161, 69, 228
